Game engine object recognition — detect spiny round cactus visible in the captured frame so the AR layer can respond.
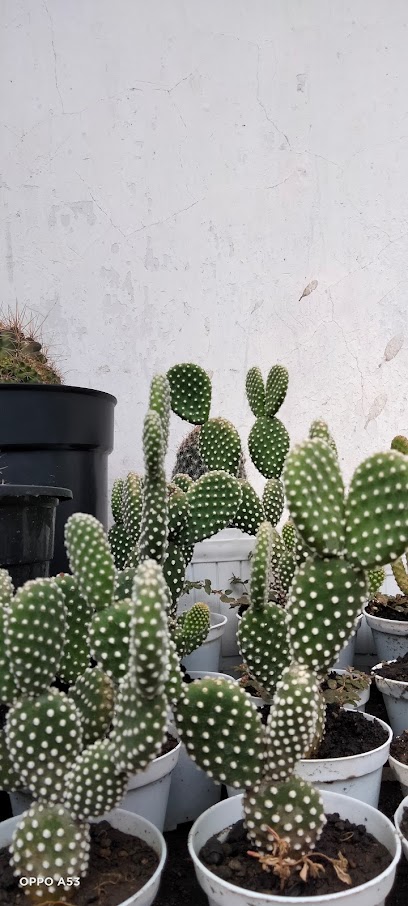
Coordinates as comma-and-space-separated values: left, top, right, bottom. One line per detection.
265, 665, 322, 781
5, 690, 83, 803
231, 480, 265, 535
173, 602, 210, 658
345, 451, 408, 568
265, 365, 289, 417
391, 435, 408, 456
69, 667, 115, 746
283, 439, 345, 557
309, 419, 338, 455
238, 602, 290, 698
167, 362, 212, 424
246, 366, 265, 417
175, 678, 264, 788
65, 513, 116, 611
55, 575, 92, 684
149, 373, 171, 450
109, 675, 168, 773
248, 416, 290, 479
199, 417, 242, 475
368, 566, 386, 597
122, 472, 143, 545
89, 600, 131, 680
4, 578, 67, 696
243, 776, 325, 855
263, 478, 285, 527
63, 739, 128, 821
129, 559, 170, 699
0, 314, 61, 385
180, 470, 242, 545
111, 477, 124, 524
173, 472, 194, 492
10, 803, 90, 896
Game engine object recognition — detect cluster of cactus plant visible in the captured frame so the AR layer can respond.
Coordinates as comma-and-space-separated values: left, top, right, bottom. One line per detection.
0, 311, 61, 384
175, 436, 408, 875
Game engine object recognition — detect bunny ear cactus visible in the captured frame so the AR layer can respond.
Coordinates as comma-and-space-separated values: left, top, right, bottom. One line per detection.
391, 434, 408, 456
179, 470, 242, 545
368, 566, 386, 597
231, 480, 265, 535
167, 362, 212, 424
309, 419, 338, 455
262, 478, 285, 527
173, 602, 210, 658
65, 514, 116, 611
198, 417, 242, 475
247, 365, 290, 479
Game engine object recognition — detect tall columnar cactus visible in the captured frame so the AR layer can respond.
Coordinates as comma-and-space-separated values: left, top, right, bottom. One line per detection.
175, 437, 408, 876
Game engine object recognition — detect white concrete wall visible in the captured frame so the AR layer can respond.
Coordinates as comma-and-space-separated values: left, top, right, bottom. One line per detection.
1, 0, 408, 493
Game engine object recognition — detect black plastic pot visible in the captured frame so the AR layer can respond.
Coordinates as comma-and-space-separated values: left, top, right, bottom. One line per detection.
0, 385, 116, 573
0, 484, 72, 588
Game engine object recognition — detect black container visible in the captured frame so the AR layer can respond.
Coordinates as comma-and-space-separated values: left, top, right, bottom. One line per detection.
0, 385, 116, 573
0, 484, 72, 588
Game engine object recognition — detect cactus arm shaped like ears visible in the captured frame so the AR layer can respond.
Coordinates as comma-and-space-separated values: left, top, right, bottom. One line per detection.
167, 363, 212, 424
168, 485, 189, 542
0, 730, 22, 791
122, 472, 143, 545
248, 416, 290, 479
392, 556, 408, 594
309, 419, 338, 455
287, 556, 367, 671
65, 513, 116, 611
345, 451, 408, 568
163, 543, 186, 615
4, 578, 67, 696
238, 602, 290, 698
180, 471, 243, 545
108, 523, 134, 570
231, 480, 265, 535
173, 472, 193, 493
246, 366, 265, 417
63, 739, 128, 821
368, 566, 386, 596
265, 365, 289, 417
109, 675, 168, 773
283, 439, 346, 556
111, 477, 124, 524
243, 777, 325, 856
10, 803, 91, 897
0, 567, 13, 605
149, 373, 171, 450
129, 559, 170, 699
5, 690, 83, 803
55, 575, 92, 684
263, 478, 285, 527
198, 417, 242, 475
175, 678, 265, 789
69, 667, 115, 746
265, 665, 322, 781
173, 602, 210, 657
391, 435, 408, 455
89, 600, 131, 679
250, 521, 273, 609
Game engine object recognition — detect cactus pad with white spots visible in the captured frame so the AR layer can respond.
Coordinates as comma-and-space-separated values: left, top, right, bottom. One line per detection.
109, 674, 167, 773
108, 523, 134, 570
167, 363, 212, 424
246, 366, 265, 417
0, 729, 22, 791
180, 471, 242, 545
199, 417, 242, 475
173, 602, 210, 658
264, 365, 289, 418
163, 542, 186, 612
69, 667, 115, 746
231, 480, 265, 535
391, 557, 408, 595
263, 478, 285, 527
345, 451, 408, 568
65, 513, 116, 612
130, 560, 170, 699
265, 665, 322, 780
238, 602, 290, 698
5, 578, 67, 696
89, 600, 131, 680
309, 419, 337, 455
114, 566, 137, 601
284, 439, 345, 556
243, 776, 325, 855
249, 521, 273, 610
172, 472, 193, 493
138, 469, 168, 564
56, 575, 92, 684
111, 477, 124, 524
63, 739, 128, 821
248, 416, 290, 479
122, 472, 143, 545
149, 373, 171, 450
0, 568, 13, 606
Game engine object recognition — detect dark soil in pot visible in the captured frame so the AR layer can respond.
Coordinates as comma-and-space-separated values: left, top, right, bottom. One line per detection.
161, 732, 179, 756
390, 729, 408, 764
366, 595, 408, 621
374, 652, 408, 682
200, 812, 391, 896
257, 704, 388, 757
400, 806, 408, 841
0, 820, 159, 905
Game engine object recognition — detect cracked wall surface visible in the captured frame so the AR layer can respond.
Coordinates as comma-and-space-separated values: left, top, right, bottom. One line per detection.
1, 0, 408, 491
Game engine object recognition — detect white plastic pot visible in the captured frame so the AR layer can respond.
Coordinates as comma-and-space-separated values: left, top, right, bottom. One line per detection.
389, 752, 408, 797
0, 808, 167, 906
122, 738, 181, 831
373, 662, 408, 736
182, 611, 228, 673
165, 671, 234, 829
364, 603, 408, 662
333, 614, 363, 669
394, 794, 408, 862
331, 669, 371, 712
189, 791, 400, 906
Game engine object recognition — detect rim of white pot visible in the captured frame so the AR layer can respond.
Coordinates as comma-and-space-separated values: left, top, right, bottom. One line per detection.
363, 602, 408, 635
394, 794, 408, 860
205, 610, 228, 640
389, 752, 408, 782
126, 736, 181, 792
298, 714, 392, 780
189, 791, 401, 904
372, 660, 408, 693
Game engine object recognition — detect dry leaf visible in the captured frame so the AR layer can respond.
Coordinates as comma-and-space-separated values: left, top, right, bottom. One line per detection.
364, 393, 387, 428
379, 334, 404, 366
299, 279, 318, 300
332, 852, 352, 886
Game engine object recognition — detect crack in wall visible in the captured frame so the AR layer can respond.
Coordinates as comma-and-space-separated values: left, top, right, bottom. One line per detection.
43, 1, 65, 114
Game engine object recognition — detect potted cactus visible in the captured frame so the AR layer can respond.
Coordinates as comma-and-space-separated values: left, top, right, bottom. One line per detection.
173, 438, 408, 904
0, 310, 116, 574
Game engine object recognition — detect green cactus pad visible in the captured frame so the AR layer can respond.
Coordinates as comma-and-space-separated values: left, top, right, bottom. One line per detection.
284, 439, 346, 556
391, 435, 408, 456
173, 473, 193, 493
163, 542, 186, 612
198, 418, 241, 475
138, 469, 168, 564
143, 409, 164, 478
345, 451, 408, 568
130, 560, 170, 699
0, 607, 18, 704
309, 419, 338, 455
65, 513, 116, 611
181, 471, 242, 545
108, 523, 134, 570
287, 556, 367, 671
70, 667, 115, 746
149, 373, 171, 450
5, 578, 66, 696
0, 568, 13, 606
122, 472, 143, 544
6, 690, 83, 803
392, 558, 408, 595
174, 602, 210, 658
238, 602, 290, 698
248, 416, 290, 479
0, 729, 22, 791
167, 363, 212, 424
176, 678, 264, 788
269, 530, 297, 597
10, 803, 90, 895
246, 367, 265, 417
282, 519, 297, 552
264, 365, 289, 417
263, 479, 285, 527
55, 575, 92, 684
265, 664, 322, 780
114, 567, 138, 601
125, 545, 140, 568
243, 776, 325, 854
250, 521, 273, 609
368, 566, 386, 596
168, 485, 189, 542
64, 739, 128, 821
166, 637, 185, 705
231, 480, 265, 535
89, 600, 131, 679
109, 674, 167, 773
111, 477, 124, 524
